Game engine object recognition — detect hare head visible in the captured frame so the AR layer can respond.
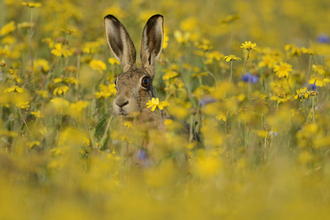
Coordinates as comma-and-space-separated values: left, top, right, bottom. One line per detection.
104, 14, 164, 121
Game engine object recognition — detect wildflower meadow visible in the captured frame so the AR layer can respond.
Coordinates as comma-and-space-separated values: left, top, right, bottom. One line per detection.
1, 0, 330, 219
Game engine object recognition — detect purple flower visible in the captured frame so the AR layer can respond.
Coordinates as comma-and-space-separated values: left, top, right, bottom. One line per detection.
242, 73, 259, 84
137, 149, 148, 160
317, 34, 329, 43
200, 95, 216, 106
137, 149, 151, 167
307, 83, 317, 91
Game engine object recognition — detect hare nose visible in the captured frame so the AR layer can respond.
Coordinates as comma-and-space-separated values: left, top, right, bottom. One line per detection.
116, 100, 129, 108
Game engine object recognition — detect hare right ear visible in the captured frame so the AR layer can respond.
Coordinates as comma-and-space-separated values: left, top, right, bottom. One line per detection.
140, 15, 164, 78
104, 15, 137, 72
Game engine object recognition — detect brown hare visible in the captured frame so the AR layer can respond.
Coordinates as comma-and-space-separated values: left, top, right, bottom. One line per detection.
104, 14, 200, 147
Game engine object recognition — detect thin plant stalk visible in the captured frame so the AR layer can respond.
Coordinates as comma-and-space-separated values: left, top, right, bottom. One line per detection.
312, 96, 315, 124
236, 51, 250, 87
230, 60, 233, 82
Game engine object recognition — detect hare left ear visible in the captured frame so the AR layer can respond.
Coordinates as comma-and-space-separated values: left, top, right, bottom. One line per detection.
140, 14, 164, 78
104, 14, 137, 73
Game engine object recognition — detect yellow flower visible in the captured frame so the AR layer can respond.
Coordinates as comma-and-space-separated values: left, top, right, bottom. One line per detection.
294, 87, 309, 100
123, 121, 133, 128
63, 66, 77, 73
273, 62, 292, 78
0, 21, 16, 36
146, 98, 170, 111
258, 54, 275, 69
312, 65, 326, 75
64, 77, 78, 85
174, 30, 190, 44
215, 112, 227, 121
255, 130, 269, 138
53, 77, 63, 83
164, 119, 173, 125
95, 84, 117, 99
1, 36, 16, 45
0, 129, 18, 137
270, 93, 290, 103
27, 141, 40, 148
220, 14, 240, 24
17, 101, 30, 109
308, 76, 330, 87
108, 58, 120, 65
42, 38, 54, 49
183, 63, 200, 72
51, 44, 71, 57
103, 5, 127, 19
301, 47, 316, 55
163, 31, 169, 49
34, 59, 50, 72
70, 101, 89, 112
284, 44, 302, 57
192, 72, 208, 78
204, 51, 224, 64
223, 55, 241, 62
4, 85, 25, 93
17, 22, 35, 29
83, 41, 101, 54
53, 86, 69, 96
192, 155, 220, 178
50, 98, 69, 110
194, 39, 213, 51
31, 110, 42, 118
0, 60, 7, 67
180, 17, 198, 32
51, 43, 72, 57
60, 28, 76, 35
299, 151, 313, 164
84, 137, 90, 146
36, 90, 48, 98
90, 59, 106, 74
162, 70, 179, 80
22, 2, 42, 8
240, 41, 257, 51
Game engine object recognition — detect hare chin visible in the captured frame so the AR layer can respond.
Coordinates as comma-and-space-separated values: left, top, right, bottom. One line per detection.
116, 112, 133, 118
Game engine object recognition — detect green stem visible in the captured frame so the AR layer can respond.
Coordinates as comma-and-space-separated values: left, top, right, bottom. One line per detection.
157, 109, 159, 127
294, 56, 300, 70
312, 96, 315, 124
286, 77, 293, 94
29, 8, 34, 88
236, 51, 250, 87
229, 22, 234, 51
230, 60, 233, 82
307, 55, 312, 81
189, 115, 193, 142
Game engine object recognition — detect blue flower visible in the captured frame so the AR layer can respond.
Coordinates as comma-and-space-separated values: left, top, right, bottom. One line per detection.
137, 149, 148, 160
304, 83, 317, 91
317, 34, 329, 43
200, 95, 216, 106
308, 83, 317, 91
242, 73, 259, 84
136, 149, 151, 167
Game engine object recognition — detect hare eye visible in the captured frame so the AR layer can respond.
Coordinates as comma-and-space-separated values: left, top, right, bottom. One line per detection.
141, 77, 150, 88
114, 78, 117, 85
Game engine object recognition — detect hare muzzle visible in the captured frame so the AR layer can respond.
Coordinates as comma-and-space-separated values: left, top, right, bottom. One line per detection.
113, 96, 130, 116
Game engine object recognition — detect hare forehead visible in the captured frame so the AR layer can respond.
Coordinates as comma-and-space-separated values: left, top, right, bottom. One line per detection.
117, 69, 147, 88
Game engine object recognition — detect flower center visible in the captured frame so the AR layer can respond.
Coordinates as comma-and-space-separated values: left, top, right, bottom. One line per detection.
279, 65, 287, 71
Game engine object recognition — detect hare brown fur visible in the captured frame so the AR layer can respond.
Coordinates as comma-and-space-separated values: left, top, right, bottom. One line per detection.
104, 14, 200, 144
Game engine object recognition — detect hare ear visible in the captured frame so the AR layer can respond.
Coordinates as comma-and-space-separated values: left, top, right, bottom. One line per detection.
140, 14, 164, 78
104, 15, 137, 72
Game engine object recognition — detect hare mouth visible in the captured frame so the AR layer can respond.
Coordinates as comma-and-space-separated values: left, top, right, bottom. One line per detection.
118, 112, 128, 117
118, 111, 132, 118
